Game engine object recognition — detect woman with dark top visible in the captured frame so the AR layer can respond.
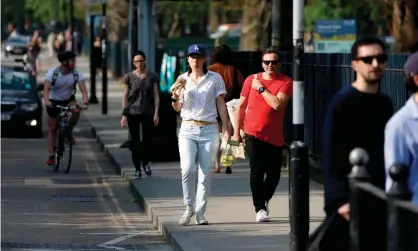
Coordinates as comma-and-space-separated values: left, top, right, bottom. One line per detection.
121, 51, 160, 179
208, 44, 244, 174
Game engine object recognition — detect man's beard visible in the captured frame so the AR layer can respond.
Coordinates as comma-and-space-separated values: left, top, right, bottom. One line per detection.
365, 76, 381, 85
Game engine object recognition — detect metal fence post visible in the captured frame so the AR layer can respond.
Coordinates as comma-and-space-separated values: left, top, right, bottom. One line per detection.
348, 148, 370, 251
289, 141, 309, 251
386, 164, 411, 251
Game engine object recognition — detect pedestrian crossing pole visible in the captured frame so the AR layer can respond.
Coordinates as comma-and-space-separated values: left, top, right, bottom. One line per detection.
289, 0, 309, 250
292, 0, 304, 143
120, 0, 135, 149
101, 0, 108, 115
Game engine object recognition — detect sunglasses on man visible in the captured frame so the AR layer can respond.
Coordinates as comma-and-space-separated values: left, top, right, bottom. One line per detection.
355, 54, 388, 64
263, 60, 279, 65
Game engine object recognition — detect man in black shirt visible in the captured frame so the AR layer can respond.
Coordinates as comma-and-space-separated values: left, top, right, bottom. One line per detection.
322, 37, 393, 249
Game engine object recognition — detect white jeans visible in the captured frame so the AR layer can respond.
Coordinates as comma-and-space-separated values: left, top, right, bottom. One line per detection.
178, 123, 219, 213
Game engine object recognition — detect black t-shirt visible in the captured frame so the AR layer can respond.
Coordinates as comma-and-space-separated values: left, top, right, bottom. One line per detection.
322, 86, 394, 213
123, 71, 159, 116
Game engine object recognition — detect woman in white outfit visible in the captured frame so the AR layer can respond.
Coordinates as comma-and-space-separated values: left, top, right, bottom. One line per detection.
171, 44, 230, 225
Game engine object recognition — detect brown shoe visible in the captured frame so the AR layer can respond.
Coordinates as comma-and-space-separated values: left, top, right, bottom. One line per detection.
213, 167, 221, 173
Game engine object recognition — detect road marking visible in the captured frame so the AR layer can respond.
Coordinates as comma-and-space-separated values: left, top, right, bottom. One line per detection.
79, 231, 158, 235
100, 234, 139, 245
84, 161, 123, 234
84, 159, 139, 249
24, 178, 53, 185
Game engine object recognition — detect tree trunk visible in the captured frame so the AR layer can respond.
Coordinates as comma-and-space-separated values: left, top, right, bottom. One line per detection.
167, 12, 181, 38
239, 0, 271, 51
392, 0, 418, 53
208, 2, 220, 33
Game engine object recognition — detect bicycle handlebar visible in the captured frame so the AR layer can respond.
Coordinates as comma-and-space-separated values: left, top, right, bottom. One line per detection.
50, 104, 89, 111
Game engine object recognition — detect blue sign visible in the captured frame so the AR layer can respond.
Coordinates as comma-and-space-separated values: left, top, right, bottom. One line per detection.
314, 20, 356, 53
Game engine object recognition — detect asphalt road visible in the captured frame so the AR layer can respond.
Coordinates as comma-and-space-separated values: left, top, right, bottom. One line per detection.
1, 51, 172, 251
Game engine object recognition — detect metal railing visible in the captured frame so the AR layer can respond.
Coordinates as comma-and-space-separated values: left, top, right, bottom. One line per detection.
348, 148, 418, 251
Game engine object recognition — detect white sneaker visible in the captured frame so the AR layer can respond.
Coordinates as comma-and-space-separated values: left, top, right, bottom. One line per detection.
195, 212, 208, 225
256, 209, 270, 222
179, 206, 195, 226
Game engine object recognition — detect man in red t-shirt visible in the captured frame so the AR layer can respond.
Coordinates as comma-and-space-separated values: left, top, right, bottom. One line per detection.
232, 47, 292, 222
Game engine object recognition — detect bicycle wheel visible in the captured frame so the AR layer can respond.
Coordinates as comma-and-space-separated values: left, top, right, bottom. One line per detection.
63, 131, 73, 174
54, 128, 64, 172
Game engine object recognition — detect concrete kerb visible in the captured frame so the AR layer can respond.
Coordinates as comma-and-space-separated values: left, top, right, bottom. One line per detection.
88, 123, 202, 251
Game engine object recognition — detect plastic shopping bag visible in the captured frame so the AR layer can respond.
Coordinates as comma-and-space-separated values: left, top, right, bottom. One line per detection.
226, 99, 245, 138
220, 143, 236, 168
229, 140, 246, 159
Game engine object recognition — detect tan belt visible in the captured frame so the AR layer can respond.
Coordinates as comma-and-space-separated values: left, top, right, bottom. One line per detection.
183, 120, 217, 126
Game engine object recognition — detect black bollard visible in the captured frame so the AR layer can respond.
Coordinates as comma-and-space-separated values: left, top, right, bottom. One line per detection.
89, 15, 98, 104
348, 148, 370, 251
289, 141, 309, 251
101, 3, 108, 115
386, 164, 411, 251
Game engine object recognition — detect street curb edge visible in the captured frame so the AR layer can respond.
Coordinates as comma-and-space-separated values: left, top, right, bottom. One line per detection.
88, 121, 202, 251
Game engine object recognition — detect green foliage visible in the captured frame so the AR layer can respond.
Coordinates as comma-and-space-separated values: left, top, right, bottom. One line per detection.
156, 1, 209, 24
304, 0, 389, 34
25, 0, 85, 25
1, 0, 26, 23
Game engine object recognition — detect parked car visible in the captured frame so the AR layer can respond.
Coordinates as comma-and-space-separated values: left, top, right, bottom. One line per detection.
1, 66, 43, 138
4, 35, 30, 57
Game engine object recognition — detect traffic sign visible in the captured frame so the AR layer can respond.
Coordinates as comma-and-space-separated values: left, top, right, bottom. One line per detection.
100, 16, 109, 28
87, 0, 102, 15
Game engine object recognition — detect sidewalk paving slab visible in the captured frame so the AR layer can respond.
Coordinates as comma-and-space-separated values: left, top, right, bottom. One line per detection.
79, 57, 326, 251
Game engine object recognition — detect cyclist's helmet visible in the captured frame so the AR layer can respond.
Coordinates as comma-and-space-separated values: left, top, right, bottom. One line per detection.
57, 51, 76, 63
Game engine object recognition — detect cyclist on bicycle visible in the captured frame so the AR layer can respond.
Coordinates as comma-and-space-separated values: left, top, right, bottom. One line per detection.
44, 50, 89, 166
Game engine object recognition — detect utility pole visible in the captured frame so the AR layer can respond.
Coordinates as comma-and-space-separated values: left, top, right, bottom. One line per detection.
101, 0, 108, 114
289, 0, 309, 251
70, 0, 75, 52
128, 0, 133, 67
292, 0, 305, 142
89, 15, 99, 104
63, 0, 68, 29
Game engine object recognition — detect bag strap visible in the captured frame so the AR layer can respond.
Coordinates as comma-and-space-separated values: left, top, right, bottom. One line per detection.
71, 70, 79, 95
51, 66, 61, 86
72, 70, 79, 87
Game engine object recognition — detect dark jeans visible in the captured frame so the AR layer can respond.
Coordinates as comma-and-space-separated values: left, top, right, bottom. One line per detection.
127, 114, 153, 171
245, 134, 283, 212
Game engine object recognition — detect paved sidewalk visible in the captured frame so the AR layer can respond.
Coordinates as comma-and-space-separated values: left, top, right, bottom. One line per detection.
79, 58, 326, 251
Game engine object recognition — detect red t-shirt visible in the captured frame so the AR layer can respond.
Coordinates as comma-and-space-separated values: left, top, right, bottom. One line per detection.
241, 73, 293, 146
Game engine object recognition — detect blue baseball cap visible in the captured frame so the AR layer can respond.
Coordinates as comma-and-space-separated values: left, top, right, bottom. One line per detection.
404, 52, 418, 74
187, 44, 206, 57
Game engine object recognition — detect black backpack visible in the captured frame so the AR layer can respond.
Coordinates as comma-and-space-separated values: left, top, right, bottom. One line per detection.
51, 66, 79, 95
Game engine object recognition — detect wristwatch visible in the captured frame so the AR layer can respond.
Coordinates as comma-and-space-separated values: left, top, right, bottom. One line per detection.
258, 87, 265, 94
171, 97, 179, 102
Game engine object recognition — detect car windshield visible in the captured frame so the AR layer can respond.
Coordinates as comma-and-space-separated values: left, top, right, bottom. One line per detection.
8, 37, 26, 43
0, 69, 32, 91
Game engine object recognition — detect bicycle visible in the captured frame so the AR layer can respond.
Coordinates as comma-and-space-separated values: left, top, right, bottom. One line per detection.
51, 104, 87, 173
